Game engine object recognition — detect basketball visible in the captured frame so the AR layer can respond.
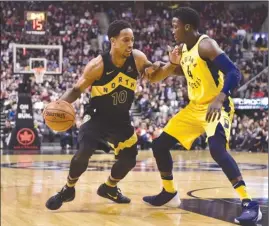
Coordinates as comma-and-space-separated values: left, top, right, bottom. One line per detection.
43, 100, 75, 132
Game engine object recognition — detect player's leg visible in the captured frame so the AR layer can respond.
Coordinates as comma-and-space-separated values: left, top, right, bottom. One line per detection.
208, 123, 262, 224
143, 132, 181, 207
206, 101, 262, 224
97, 126, 138, 203
97, 144, 137, 203
143, 106, 205, 207
46, 119, 102, 210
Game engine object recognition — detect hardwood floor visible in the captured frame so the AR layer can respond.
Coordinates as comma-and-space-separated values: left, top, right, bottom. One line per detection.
1, 151, 268, 226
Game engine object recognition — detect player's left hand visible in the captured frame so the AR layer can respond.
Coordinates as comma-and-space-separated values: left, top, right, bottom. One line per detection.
206, 93, 226, 123
168, 45, 182, 65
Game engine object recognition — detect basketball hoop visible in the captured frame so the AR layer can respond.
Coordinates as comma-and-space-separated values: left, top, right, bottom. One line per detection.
33, 67, 45, 84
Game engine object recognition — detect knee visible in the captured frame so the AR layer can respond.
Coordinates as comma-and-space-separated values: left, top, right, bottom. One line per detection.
208, 137, 228, 163
116, 155, 136, 172
125, 157, 136, 170
152, 138, 160, 150
72, 146, 93, 164
118, 150, 137, 170
71, 154, 88, 165
152, 133, 173, 157
152, 138, 162, 157
74, 140, 95, 161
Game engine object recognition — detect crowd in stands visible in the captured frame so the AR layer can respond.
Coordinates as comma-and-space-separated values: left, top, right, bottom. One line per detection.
230, 111, 268, 152
1, 1, 268, 152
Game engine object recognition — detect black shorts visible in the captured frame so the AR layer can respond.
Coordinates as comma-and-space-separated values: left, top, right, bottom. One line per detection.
78, 115, 138, 158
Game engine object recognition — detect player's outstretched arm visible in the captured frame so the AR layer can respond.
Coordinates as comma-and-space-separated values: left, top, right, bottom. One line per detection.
60, 56, 103, 103
147, 45, 184, 82
133, 48, 183, 83
199, 38, 242, 122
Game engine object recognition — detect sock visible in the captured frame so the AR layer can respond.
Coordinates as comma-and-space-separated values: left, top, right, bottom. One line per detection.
161, 172, 176, 193
105, 176, 120, 187
66, 175, 79, 188
233, 180, 252, 202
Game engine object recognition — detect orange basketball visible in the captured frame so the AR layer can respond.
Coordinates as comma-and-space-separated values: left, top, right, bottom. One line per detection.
43, 100, 75, 132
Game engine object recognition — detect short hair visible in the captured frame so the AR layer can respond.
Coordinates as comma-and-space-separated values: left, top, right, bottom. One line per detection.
107, 20, 132, 40
173, 7, 200, 30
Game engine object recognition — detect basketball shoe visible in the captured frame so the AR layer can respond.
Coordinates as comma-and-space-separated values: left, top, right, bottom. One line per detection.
46, 185, 75, 210
97, 183, 130, 203
235, 200, 262, 224
143, 188, 181, 207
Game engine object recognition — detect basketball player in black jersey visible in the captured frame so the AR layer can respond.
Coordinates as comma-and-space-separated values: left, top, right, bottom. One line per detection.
46, 20, 180, 210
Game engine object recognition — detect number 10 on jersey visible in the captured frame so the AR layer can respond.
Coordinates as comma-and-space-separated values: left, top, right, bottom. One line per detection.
111, 91, 128, 105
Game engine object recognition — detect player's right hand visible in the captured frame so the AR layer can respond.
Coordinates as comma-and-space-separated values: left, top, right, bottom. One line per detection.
143, 61, 162, 80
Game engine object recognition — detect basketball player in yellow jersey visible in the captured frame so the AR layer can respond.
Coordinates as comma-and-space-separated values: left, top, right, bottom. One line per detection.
45, 20, 180, 210
143, 7, 262, 225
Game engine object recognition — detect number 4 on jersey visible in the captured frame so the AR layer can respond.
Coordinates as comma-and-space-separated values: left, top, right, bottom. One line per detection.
187, 65, 193, 79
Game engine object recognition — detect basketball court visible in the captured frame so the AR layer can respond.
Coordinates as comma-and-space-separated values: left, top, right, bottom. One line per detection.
1, 151, 268, 226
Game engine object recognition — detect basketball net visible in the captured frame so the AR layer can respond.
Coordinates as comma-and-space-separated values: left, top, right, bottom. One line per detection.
33, 67, 45, 84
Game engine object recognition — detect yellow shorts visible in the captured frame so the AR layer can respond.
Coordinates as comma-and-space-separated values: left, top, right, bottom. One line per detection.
163, 97, 234, 150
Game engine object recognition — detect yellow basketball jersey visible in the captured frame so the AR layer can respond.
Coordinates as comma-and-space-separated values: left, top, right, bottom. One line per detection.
180, 35, 224, 104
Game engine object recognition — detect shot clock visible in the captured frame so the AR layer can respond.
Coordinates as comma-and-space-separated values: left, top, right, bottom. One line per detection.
24, 11, 47, 35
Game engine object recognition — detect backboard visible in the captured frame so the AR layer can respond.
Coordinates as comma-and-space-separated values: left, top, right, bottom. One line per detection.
13, 44, 63, 75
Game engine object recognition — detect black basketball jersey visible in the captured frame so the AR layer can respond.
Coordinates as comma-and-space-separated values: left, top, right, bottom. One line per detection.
88, 51, 139, 122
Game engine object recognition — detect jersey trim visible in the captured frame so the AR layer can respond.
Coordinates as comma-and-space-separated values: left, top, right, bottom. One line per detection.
108, 132, 138, 156
91, 72, 137, 97
205, 59, 220, 87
